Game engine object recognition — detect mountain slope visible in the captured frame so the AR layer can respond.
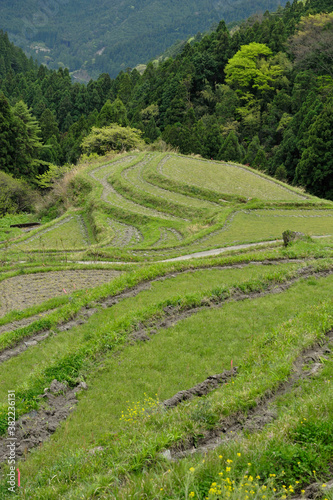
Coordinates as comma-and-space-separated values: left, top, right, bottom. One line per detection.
1, 0, 288, 77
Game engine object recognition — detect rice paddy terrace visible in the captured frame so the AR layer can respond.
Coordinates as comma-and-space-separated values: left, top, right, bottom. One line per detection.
0, 153, 333, 499
3, 152, 333, 261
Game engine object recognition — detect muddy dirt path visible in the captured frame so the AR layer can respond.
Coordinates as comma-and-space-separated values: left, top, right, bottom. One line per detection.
162, 368, 237, 409
0, 380, 88, 462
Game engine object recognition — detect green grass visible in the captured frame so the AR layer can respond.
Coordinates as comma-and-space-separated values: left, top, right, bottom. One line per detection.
15, 215, 89, 251
158, 155, 309, 201
69, 273, 333, 433
112, 153, 219, 220
191, 209, 333, 249
2, 152, 333, 499
0, 261, 302, 403
4, 267, 333, 498
119, 352, 333, 499
0, 214, 39, 243
0, 257, 323, 441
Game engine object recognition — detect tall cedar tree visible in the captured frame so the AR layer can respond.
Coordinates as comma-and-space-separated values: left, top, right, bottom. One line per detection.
295, 100, 333, 199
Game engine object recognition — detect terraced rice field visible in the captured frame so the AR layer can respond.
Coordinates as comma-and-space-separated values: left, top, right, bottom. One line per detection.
121, 153, 219, 216
191, 209, 333, 249
157, 155, 308, 201
105, 219, 143, 248
0, 251, 332, 499
89, 155, 182, 221
2, 152, 331, 262
13, 215, 92, 251
1, 151, 333, 498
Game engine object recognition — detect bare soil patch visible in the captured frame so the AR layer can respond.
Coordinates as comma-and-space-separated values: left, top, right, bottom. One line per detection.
162, 368, 237, 409
0, 269, 121, 317
292, 477, 333, 499
0, 331, 51, 363
0, 380, 88, 462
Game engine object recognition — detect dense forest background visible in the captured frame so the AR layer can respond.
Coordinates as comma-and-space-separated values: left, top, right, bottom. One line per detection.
1, 0, 288, 79
0, 0, 333, 204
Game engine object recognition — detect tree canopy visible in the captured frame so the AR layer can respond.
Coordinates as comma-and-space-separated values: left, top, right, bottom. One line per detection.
1, 0, 333, 200
81, 125, 144, 155
225, 43, 283, 95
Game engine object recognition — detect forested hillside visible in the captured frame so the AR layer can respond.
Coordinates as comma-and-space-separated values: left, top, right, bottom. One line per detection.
1, 0, 333, 202
1, 0, 288, 78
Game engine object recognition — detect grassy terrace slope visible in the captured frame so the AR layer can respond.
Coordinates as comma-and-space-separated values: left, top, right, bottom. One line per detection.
0, 152, 333, 499
2, 151, 332, 263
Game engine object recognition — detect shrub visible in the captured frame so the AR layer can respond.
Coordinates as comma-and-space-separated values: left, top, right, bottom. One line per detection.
0, 170, 37, 215
81, 124, 144, 155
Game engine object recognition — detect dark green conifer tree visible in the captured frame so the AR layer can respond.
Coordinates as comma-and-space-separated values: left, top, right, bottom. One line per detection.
0, 93, 16, 173
244, 135, 260, 164
39, 109, 60, 142
252, 148, 268, 171
295, 100, 333, 199
275, 164, 288, 181
144, 116, 160, 142
98, 99, 114, 127
11, 100, 45, 177
202, 116, 224, 159
218, 130, 243, 162
105, 98, 128, 127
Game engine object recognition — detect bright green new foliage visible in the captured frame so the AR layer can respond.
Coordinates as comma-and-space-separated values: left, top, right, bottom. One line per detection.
225, 42, 283, 96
